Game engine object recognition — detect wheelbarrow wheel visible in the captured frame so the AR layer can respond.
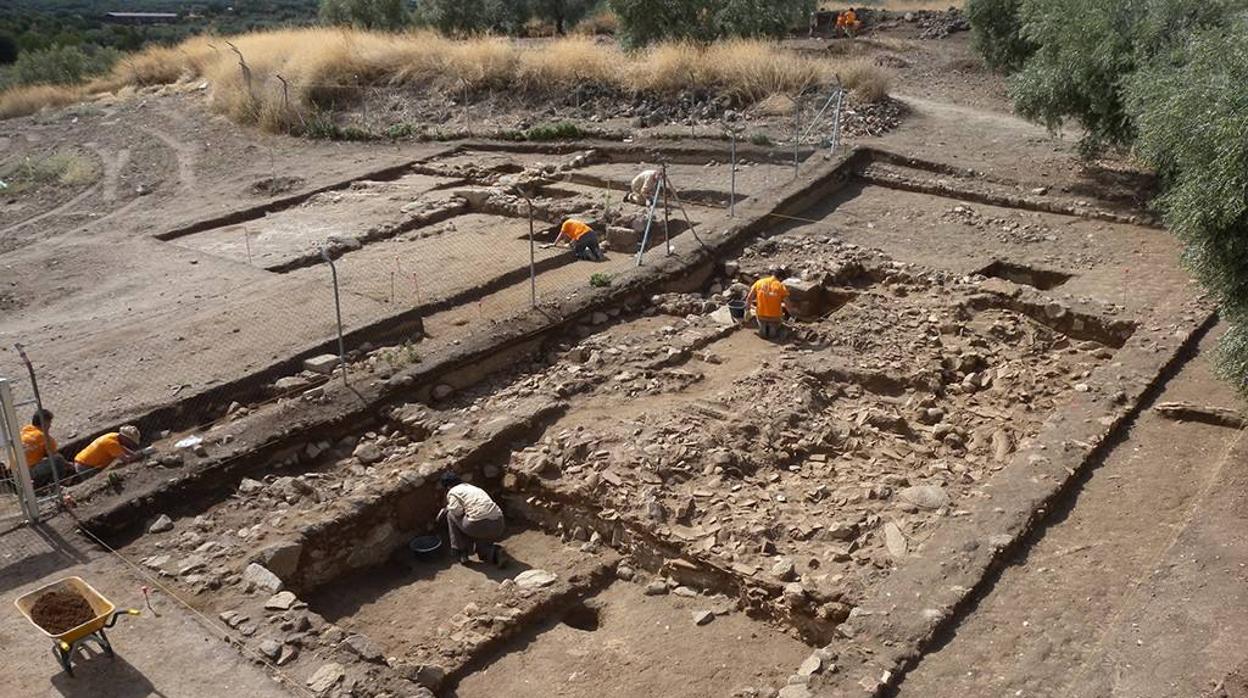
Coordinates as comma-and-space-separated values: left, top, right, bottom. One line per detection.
53, 645, 73, 677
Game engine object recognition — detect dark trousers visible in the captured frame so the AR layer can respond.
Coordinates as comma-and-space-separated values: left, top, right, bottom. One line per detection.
572, 231, 603, 261
30, 455, 68, 489
447, 510, 505, 557
757, 317, 783, 339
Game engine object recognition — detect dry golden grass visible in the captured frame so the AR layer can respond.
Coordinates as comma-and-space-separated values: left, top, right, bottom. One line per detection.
835, 58, 892, 103
0, 84, 85, 119
0, 27, 886, 131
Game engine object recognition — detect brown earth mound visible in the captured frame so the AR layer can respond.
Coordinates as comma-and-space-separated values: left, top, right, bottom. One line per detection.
31, 590, 95, 635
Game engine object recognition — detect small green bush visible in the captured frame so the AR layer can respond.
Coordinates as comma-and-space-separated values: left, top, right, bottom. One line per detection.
12, 44, 121, 86
523, 121, 584, 141
590, 272, 613, 287
749, 132, 772, 146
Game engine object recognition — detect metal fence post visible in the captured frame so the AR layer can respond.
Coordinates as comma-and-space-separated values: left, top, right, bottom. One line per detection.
511, 186, 538, 308
730, 131, 737, 218
0, 379, 40, 524
793, 98, 802, 178
320, 247, 348, 389
15, 343, 61, 505
527, 199, 537, 308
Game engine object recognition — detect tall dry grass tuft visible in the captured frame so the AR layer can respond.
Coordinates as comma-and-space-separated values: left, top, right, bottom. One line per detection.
520, 36, 617, 89
0, 84, 85, 119
836, 58, 891, 103
0, 27, 883, 129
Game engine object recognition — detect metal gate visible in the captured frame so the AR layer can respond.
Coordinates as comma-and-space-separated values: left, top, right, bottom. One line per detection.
0, 378, 41, 531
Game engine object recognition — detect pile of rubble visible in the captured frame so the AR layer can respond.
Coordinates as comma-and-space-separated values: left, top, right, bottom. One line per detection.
840, 97, 906, 138
941, 203, 1058, 245
915, 8, 971, 39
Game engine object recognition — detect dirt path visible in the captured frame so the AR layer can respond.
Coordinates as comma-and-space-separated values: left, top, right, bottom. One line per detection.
891, 325, 1246, 698
0, 522, 294, 697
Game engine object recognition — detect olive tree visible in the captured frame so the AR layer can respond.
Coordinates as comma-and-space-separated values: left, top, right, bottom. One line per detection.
1126, 16, 1248, 389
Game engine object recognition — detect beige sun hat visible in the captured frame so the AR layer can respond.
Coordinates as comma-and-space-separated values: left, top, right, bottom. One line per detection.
119, 425, 141, 445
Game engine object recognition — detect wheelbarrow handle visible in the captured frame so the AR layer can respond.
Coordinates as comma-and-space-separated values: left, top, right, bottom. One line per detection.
104, 609, 141, 628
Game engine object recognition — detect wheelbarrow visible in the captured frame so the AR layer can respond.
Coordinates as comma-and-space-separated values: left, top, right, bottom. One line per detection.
14, 576, 139, 677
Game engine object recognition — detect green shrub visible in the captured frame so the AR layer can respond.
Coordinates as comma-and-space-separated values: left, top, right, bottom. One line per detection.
713, 0, 814, 39
531, 0, 594, 34
320, 0, 408, 30
1008, 0, 1235, 153
12, 44, 121, 86
749, 132, 772, 146
590, 272, 613, 287
609, 0, 812, 45
523, 121, 584, 140
966, 0, 1034, 72
416, 0, 489, 34
1125, 16, 1248, 390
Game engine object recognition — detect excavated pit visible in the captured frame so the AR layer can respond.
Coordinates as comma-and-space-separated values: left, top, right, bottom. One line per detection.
976, 260, 1073, 291
90, 148, 1189, 697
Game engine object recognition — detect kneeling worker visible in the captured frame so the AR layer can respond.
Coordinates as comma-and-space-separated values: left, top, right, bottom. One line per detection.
745, 267, 791, 339
21, 409, 67, 488
629, 168, 662, 205
436, 472, 506, 567
74, 425, 144, 479
547, 218, 604, 261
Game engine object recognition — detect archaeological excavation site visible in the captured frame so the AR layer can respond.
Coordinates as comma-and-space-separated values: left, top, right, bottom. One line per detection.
3, 8, 1247, 698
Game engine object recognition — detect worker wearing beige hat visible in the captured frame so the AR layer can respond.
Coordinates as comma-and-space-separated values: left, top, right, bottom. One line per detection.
73, 425, 144, 479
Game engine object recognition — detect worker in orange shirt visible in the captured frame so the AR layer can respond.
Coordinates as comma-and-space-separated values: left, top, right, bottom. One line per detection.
837, 8, 861, 37
546, 218, 604, 261
73, 425, 144, 479
745, 267, 792, 339
21, 409, 67, 488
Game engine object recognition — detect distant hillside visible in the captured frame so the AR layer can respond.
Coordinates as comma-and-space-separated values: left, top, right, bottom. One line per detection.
0, 0, 321, 56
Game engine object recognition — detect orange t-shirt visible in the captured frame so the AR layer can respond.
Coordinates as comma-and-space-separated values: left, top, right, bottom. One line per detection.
561, 220, 591, 241
76, 432, 127, 469
20, 425, 57, 467
751, 277, 790, 320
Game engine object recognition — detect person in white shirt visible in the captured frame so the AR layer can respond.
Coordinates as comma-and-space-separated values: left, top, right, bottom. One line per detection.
436, 472, 507, 566
629, 168, 662, 205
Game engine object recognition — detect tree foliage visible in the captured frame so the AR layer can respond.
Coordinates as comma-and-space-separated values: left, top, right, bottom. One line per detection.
0, 33, 19, 65
608, 0, 811, 46
415, 0, 487, 34
1007, 0, 1236, 153
965, 0, 1033, 72
970, 0, 1248, 391
530, 0, 593, 35
319, 0, 408, 30
1125, 15, 1248, 388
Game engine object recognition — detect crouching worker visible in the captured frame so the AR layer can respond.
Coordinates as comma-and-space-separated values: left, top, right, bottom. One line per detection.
547, 218, 604, 261
436, 473, 507, 567
73, 425, 144, 480
629, 168, 662, 205
22, 409, 68, 488
746, 267, 791, 340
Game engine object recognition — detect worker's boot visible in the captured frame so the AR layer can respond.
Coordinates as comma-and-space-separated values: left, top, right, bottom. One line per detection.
451, 547, 471, 565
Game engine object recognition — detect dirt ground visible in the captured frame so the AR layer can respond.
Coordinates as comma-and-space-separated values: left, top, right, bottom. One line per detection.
891, 326, 1247, 698
452, 580, 810, 698
2, 12, 1245, 698
0, 521, 292, 697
